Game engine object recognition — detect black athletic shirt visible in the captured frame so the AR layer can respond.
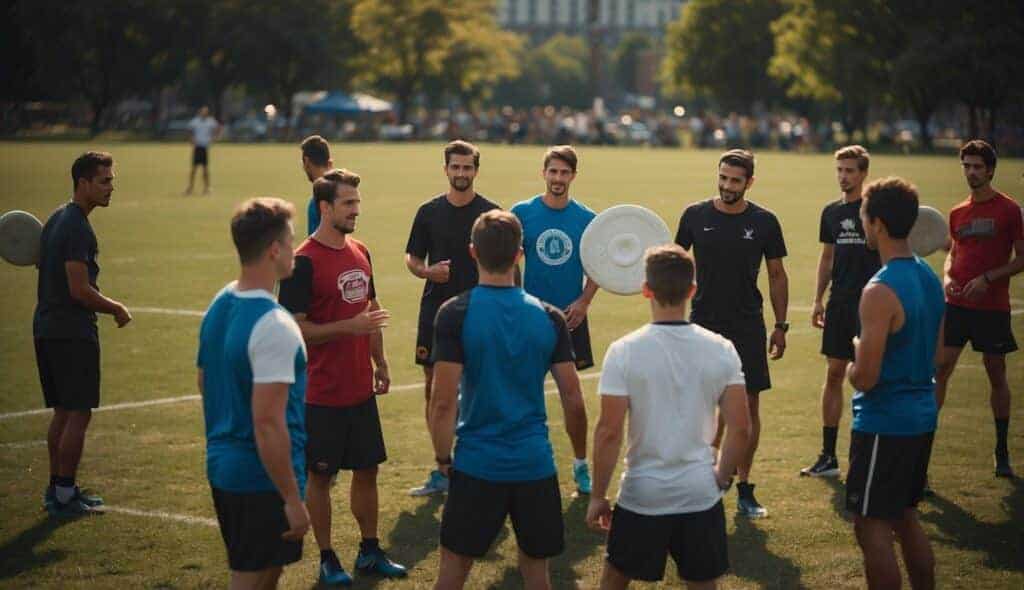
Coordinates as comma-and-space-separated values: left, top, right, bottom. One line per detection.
818, 198, 881, 303
675, 198, 787, 326
33, 202, 100, 341
405, 193, 501, 310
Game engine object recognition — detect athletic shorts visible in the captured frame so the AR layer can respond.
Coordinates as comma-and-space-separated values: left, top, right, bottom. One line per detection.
696, 320, 771, 394
846, 430, 933, 520
821, 298, 859, 361
192, 146, 208, 165
35, 338, 100, 410
440, 470, 564, 559
212, 487, 303, 571
416, 301, 442, 366
570, 316, 595, 370
944, 303, 1017, 355
305, 397, 387, 475
606, 501, 728, 583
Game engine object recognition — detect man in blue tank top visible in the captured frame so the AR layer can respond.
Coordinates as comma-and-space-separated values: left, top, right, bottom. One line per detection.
846, 177, 944, 590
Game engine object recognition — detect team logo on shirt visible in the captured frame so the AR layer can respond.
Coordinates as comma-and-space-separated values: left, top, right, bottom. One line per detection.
337, 269, 369, 304
837, 218, 866, 245
955, 218, 995, 239
536, 228, 573, 265
743, 228, 755, 240
841, 218, 856, 231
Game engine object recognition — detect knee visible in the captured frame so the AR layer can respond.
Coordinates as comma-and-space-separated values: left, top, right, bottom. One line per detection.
983, 355, 1007, 382
825, 365, 846, 388
353, 467, 379, 485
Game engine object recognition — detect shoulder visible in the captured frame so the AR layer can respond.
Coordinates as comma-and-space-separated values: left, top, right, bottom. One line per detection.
436, 290, 473, 323
476, 194, 501, 210
949, 198, 972, 215
510, 197, 535, 216
416, 196, 445, 213
821, 199, 841, 215
996, 192, 1022, 212
570, 199, 596, 218
349, 237, 370, 255
251, 306, 303, 345
685, 199, 713, 214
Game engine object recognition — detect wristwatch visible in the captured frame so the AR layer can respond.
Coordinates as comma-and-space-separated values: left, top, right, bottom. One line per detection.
774, 321, 789, 333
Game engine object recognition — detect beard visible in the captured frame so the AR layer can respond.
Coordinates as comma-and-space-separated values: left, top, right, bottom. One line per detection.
719, 187, 745, 204
449, 177, 472, 191
548, 183, 567, 195
966, 175, 988, 189
333, 220, 355, 234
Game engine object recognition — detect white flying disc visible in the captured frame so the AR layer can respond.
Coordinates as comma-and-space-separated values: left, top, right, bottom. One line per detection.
580, 205, 672, 295
0, 210, 42, 266
908, 206, 948, 257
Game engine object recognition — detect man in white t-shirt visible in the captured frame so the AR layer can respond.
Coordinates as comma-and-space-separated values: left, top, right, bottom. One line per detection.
587, 244, 752, 590
186, 106, 221, 195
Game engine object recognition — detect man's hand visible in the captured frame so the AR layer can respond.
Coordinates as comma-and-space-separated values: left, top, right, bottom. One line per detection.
811, 300, 825, 329
114, 303, 133, 328
348, 305, 390, 334
281, 499, 311, 542
373, 362, 390, 395
961, 274, 989, 301
713, 466, 733, 491
944, 278, 962, 299
425, 260, 451, 284
769, 328, 786, 360
564, 298, 589, 330
586, 497, 612, 531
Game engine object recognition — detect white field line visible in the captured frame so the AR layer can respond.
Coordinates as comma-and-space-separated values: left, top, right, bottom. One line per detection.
102, 505, 217, 528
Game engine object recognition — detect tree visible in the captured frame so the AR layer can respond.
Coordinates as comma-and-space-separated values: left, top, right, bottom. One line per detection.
613, 32, 655, 96
661, 0, 786, 113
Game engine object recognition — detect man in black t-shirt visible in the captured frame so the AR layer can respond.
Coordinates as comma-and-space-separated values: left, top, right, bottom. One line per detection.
674, 149, 789, 519
802, 146, 881, 479
34, 151, 132, 517
405, 140, 500, 496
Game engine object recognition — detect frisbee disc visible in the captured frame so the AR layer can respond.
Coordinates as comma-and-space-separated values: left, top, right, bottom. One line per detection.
908, 206, 948, 257
0, 210, 42, 266
580, 205, 672, 295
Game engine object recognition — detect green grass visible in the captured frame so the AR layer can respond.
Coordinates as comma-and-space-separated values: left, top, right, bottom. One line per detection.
1, 141, 1022, 589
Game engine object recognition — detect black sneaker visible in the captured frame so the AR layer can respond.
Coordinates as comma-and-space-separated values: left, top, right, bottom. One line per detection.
995, 454, 1015, 478
736, 482, 768, 518
800, 454, 840, 478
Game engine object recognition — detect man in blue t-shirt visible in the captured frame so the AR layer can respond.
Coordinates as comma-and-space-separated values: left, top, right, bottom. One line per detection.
846, 178, 944, 590
428, 210, 588, 589
511, 145, 596, 495
300, 135, 334, 235
198, 198, 310, 587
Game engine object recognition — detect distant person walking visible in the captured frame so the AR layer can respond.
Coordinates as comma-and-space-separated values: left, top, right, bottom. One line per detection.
185, 106, 221, 195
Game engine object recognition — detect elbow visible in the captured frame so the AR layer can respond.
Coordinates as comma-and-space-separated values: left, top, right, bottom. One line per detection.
594, 423, 623, 447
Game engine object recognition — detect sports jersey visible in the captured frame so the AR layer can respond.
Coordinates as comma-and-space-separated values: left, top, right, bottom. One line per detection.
34, 202, 101, 341
188, 116, 219, 147
433, 285, 574, 482
852, 257, 943, 435
947, 191, 1023, 311
278, 237, 376, 408
512, 195, 596, 310
307, 196, 319, 236
819, 198, 881, 302
198, 283, 307, 494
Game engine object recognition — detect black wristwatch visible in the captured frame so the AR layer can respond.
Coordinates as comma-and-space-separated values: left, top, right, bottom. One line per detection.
774, 321, 789, 333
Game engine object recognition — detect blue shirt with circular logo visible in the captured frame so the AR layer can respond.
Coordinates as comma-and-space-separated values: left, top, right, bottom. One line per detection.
512, 195, 596, 310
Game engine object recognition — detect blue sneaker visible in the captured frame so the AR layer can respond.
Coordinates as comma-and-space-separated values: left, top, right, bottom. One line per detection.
573, 462, 592, 495
409, 469, 448, 496
355, 547, 408, 578
318, 553, 353, 587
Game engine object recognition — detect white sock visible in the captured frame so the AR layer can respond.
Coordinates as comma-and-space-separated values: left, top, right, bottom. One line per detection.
573, 458, 587, 469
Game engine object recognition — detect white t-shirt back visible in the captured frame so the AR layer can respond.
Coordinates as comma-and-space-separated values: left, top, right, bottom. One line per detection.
598, 322, 745, 515
189, 116, 219, 147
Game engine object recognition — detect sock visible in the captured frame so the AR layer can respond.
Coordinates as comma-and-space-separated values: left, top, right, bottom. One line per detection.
995, 418, 1009, 458
573, 458, 587, 469
360, 538, 380, 553
54, 476, 75, 503
321, 549, 338, 564
823, 426, 839, 457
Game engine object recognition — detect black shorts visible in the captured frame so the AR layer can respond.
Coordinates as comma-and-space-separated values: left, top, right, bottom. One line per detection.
416, 301, 442, 366
212, 487, 303, 571
696, 320, 771, 394
606, 501, 728, 583
440, 470, 564, 559
35, 338, 100, 410
192, 146, 208, 165
305, 397, 387, 475
943, 303, 1017, 355
846, 430, 933, 520
570, 316, 595, 370
821, 298, 860, 361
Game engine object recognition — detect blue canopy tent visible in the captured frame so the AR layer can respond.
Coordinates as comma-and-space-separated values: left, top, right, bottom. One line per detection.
304, 92, 392, 115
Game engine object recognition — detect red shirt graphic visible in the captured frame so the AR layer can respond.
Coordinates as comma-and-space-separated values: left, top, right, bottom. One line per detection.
947, 191, 1023, 311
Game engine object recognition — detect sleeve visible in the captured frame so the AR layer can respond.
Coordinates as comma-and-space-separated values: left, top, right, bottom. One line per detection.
405, 204, 431, 258
432, 295, 468, 364
248, 309, 303, 384
674, 207, 694, 249
597, 341, 628, 397
545, 304, 575, 364
819, 206, 833, 244
722, 341, 746, 388
277, 255, 313, 315
61, 221, 93, 263
196, 318, 207, 369
1009, 201, 1024, 242
364, 247, 377, 300
764, 212, 788, 260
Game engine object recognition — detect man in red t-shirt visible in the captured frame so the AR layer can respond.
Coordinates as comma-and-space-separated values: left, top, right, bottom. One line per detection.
279, 169, 408, 584
936, 140, 1024, 479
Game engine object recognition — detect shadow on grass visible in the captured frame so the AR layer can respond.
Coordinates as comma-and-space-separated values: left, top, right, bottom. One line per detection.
920, 478, 1023, 572
0, 515, 73, 580
823, 477, 852, 522
730, 516, 808, 589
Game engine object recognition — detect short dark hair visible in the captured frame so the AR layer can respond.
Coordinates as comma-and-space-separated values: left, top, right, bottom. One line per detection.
543, 145, 578, 172
444, 140, 480, 168
301, 135, 331, 167
313, 168, 361, 206
959, 139, 997, 169
644, 245, 695, 306
471, 210, 521, 273
71, 151, 113, 190
718, 149, 755, 179
863, 177, 919, 239
230, 197, 295, 265
835, 145, 870, 171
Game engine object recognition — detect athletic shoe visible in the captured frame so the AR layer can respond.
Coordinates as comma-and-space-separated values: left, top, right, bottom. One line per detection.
45, 486, 104, 510
995, 454, 1015, 478
318, 553, 353, 587
409, 470, 448, 496
736, 482, 768, 518
800, 454, 840, 478
47, 496, 100, 518
355, 547, 408, 578
573, 462, 592, 495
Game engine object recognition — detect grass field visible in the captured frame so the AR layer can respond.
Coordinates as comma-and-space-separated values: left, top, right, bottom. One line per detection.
1, 141, 1022, 589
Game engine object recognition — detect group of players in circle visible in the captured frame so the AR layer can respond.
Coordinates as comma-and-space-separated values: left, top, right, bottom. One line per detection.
31, 136, 1020, 589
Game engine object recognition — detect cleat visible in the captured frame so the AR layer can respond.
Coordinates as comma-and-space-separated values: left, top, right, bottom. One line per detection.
409, 469, 448, 497
355, 547, 408, 578
995, 455, 1015, 479
573, 462, 592, 495
800, 454, 840, 478
318, 552, 353, 587
736, 483, 768, 518
47, 496, 101, 518
45, 486, 103, 510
